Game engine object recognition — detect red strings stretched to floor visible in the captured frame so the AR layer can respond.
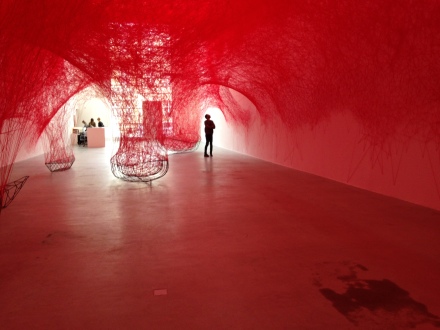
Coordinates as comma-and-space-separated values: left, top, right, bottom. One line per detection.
1, 0, 440, 207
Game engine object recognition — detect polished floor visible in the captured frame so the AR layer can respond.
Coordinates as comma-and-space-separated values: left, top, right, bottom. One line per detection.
1, 143, 440, 329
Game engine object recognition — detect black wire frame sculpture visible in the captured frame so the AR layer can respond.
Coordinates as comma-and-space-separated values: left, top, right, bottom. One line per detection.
110, 101, 169, 183
1, 175, 29, 210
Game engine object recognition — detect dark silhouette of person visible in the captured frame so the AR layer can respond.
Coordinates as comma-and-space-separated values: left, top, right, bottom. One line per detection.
97, 117, 104, 127
204, 114, 215, 157
89, 118, 96, 127
78, 120, 87, 145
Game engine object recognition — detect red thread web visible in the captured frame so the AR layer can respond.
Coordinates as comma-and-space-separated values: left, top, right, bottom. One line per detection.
1, 0, 440, 207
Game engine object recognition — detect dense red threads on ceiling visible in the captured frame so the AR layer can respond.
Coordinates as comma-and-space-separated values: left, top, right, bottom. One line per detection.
1, 1, 440, 203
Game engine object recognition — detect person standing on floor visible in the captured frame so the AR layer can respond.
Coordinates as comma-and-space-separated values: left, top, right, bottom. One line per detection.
89, 118, 96, 127
204, 114, 215, 157
97, 117, 104, 127
79, 120, 88, 145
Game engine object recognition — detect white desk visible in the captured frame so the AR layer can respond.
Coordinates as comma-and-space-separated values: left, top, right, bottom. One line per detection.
87, 127, 105, 148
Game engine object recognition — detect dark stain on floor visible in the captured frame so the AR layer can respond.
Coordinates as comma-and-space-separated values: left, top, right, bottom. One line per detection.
315, 262, 440, 328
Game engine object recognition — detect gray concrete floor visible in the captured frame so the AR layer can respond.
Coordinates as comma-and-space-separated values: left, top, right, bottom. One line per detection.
1, 144, 440, 329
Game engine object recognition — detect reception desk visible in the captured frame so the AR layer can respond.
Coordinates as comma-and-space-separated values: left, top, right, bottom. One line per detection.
86, 127, 105, 148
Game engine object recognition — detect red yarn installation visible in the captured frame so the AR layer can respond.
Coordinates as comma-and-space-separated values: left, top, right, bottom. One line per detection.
43, 104, 75, 172
0, 176, 28, 210
1, 1, 440, 200
110, 99, 169, 182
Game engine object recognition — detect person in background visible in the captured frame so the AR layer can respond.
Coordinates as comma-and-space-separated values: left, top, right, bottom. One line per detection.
89, 118, 96, 127
97, 117, 104, 127
79, 120, 87, 145
204, 114, 215, 157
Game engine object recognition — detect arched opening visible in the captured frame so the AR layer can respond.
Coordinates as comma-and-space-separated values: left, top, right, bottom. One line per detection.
76, 97, 113, 140
201, 107, 227, 152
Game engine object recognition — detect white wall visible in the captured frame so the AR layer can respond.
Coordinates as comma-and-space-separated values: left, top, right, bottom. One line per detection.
208, 91, 440, 211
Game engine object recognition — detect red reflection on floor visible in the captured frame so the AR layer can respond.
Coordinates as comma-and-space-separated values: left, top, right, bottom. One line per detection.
1, 145, 439, 329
